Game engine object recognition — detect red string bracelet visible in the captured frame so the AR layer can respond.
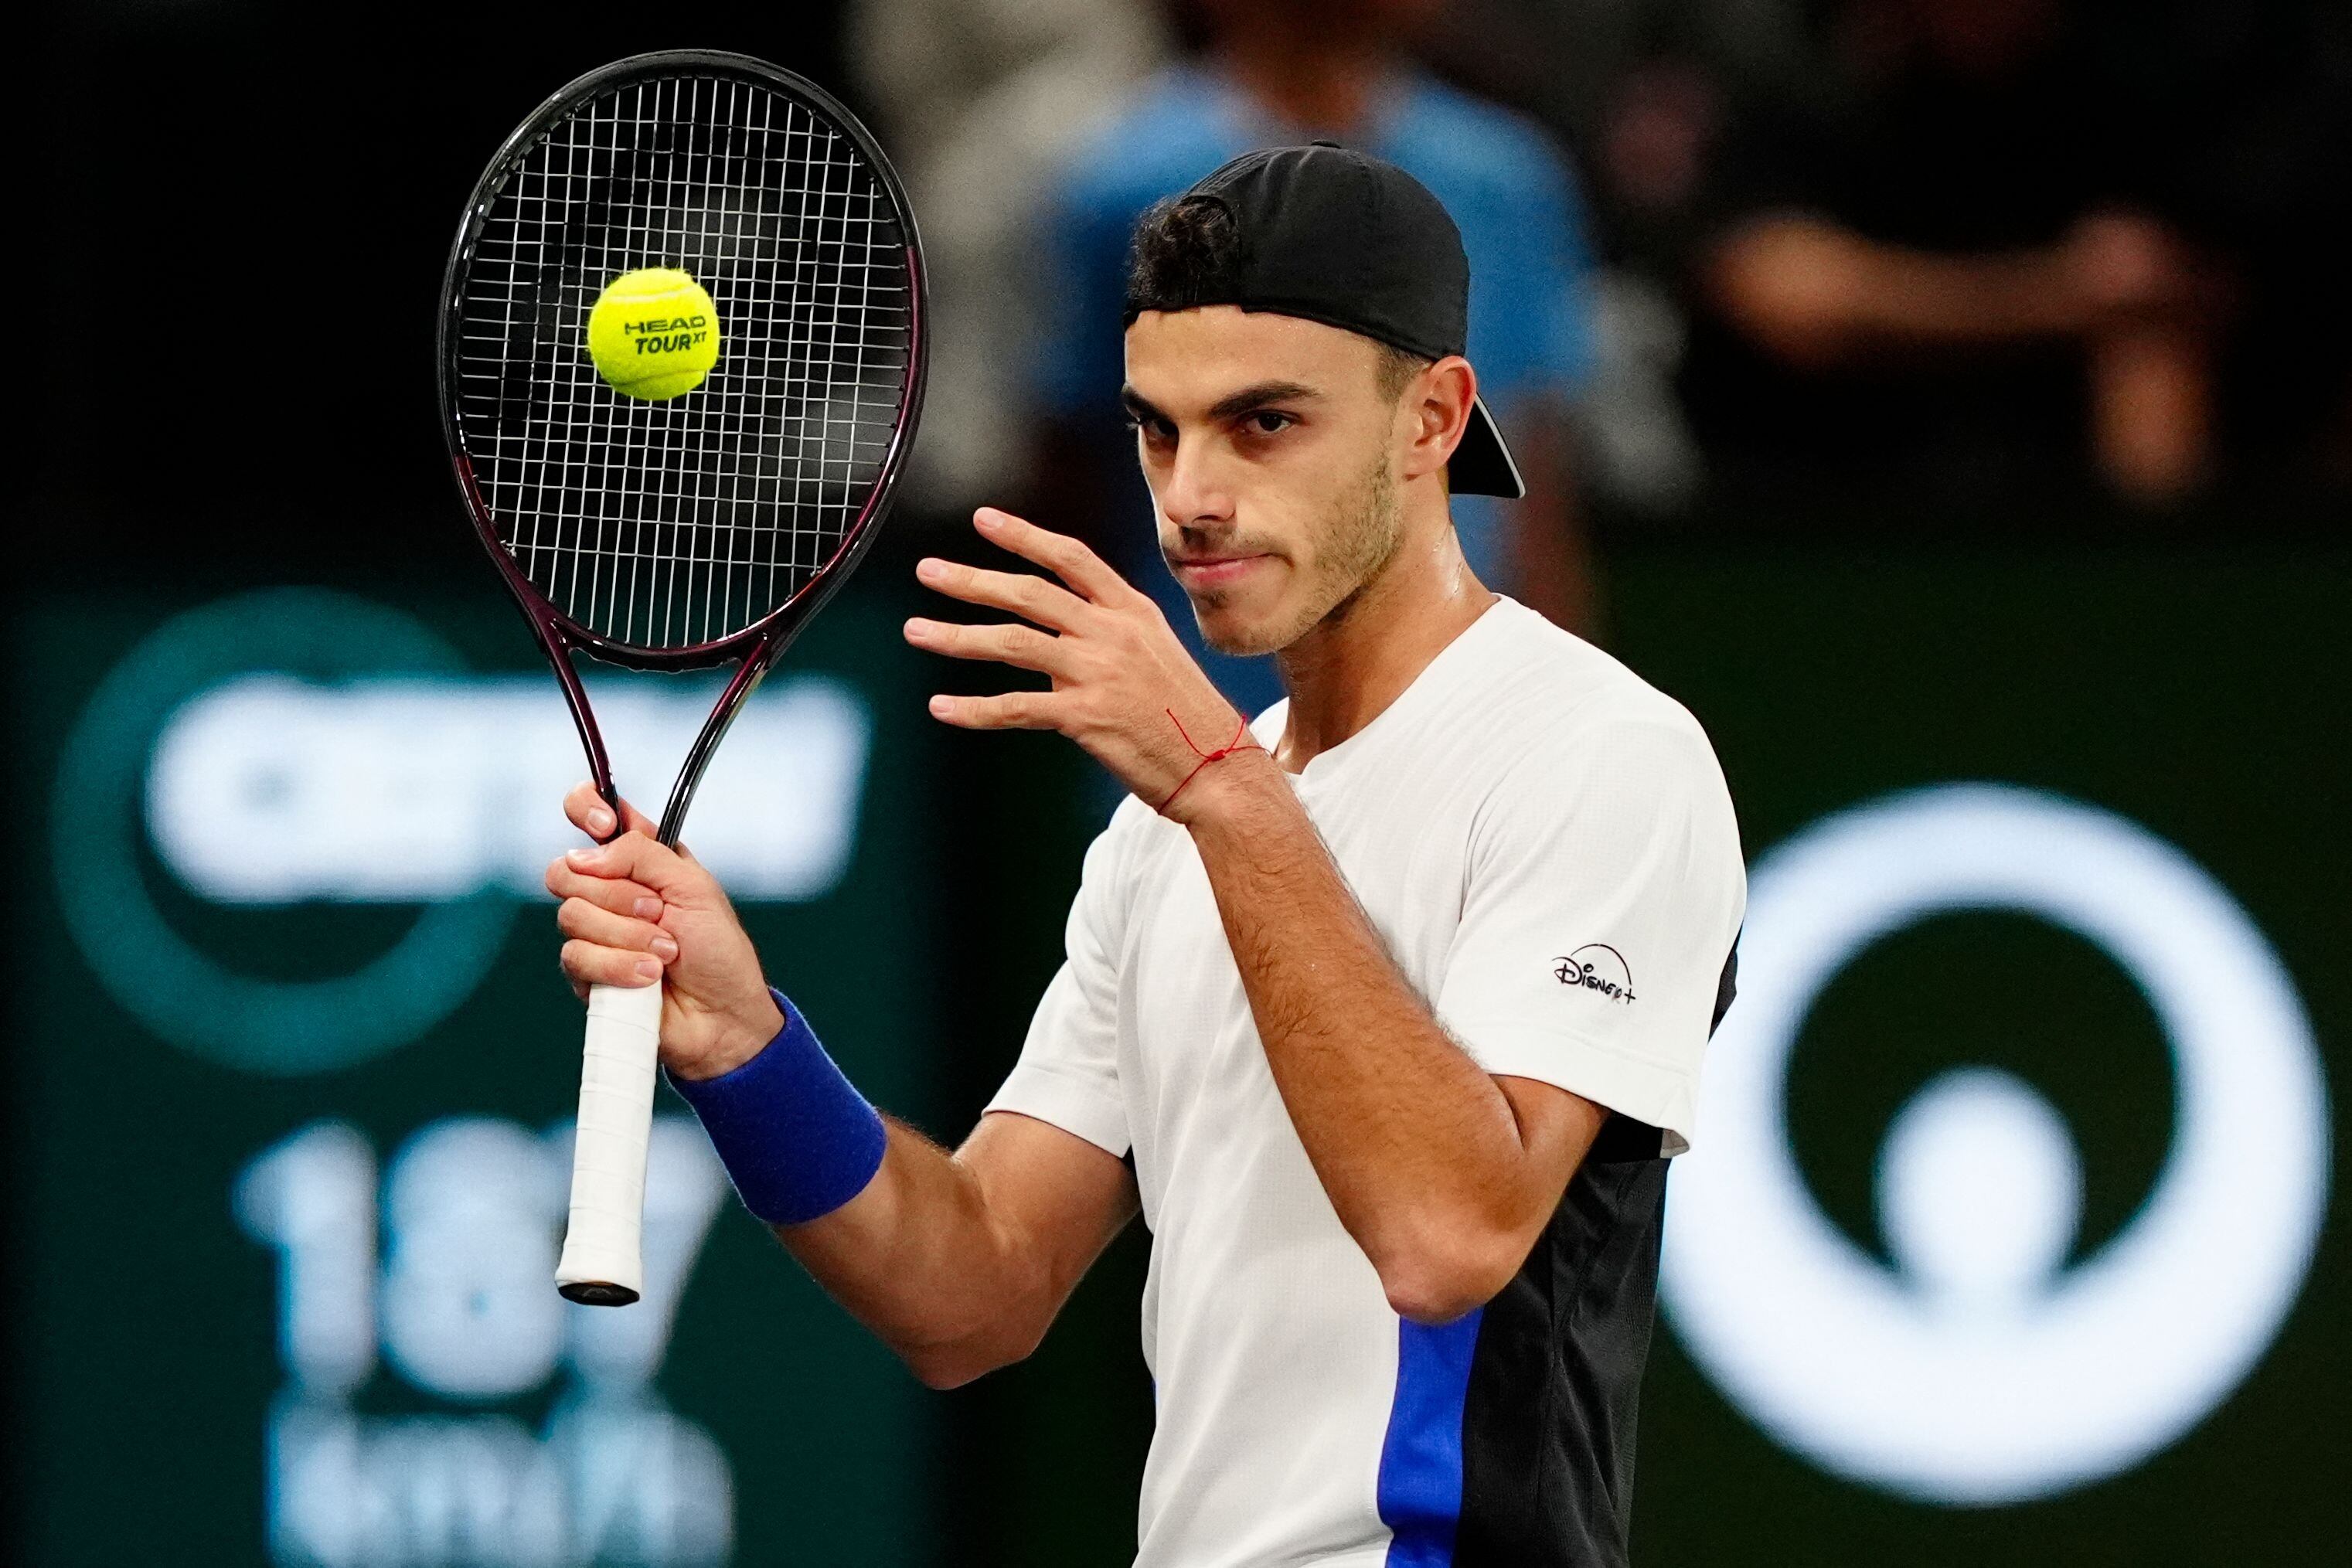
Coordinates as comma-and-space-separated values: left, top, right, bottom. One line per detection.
1157, 708, 1264, 815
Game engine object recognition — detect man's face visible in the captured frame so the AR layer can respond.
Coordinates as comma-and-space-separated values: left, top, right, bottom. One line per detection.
1122, 307, 1410, 656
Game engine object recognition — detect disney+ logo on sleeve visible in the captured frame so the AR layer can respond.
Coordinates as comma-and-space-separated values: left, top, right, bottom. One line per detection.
1554, 944, 1637, 1005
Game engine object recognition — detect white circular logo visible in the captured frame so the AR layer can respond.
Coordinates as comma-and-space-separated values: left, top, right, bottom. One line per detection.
1659, 784, 2330, 1505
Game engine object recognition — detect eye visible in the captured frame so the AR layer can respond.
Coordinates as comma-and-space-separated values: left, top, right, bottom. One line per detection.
1245, 410, 1295, 436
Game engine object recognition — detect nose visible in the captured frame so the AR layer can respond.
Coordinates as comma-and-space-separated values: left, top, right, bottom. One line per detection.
1155, 434, 1236, 532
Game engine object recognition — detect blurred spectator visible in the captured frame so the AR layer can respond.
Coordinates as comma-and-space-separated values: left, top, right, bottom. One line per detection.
1431, 0, 2350, 522
848, 0, 1173, 509
1422, 0, 1823, 512
1022, 0, 1605, 713
1689, 0, 2228, 508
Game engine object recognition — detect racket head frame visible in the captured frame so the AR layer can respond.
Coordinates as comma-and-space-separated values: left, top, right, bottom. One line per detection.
437, 49, 928, 844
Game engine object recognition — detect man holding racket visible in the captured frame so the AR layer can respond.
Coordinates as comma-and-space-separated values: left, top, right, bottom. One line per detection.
548, 144, 1743, 1566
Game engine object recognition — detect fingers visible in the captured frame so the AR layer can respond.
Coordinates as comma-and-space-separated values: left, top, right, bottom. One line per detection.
564, 781, 656, 842
555, 896, 678, 963
544, 854, 664, 919
914, 556, 1091, 630
560, 938, 665, 993
562, 831, 696, 896
973, 508, 1132, 604
903, 616, 1070, 673
926, 691, 1060, 730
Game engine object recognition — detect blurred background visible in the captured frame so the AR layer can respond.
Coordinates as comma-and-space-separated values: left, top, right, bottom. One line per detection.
17, 0, 2347, 1563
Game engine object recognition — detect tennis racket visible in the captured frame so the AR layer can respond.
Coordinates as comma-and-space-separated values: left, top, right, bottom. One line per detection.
438, 50, 927, 1306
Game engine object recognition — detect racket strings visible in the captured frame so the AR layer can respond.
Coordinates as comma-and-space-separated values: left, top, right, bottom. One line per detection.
453, 71, 913, 651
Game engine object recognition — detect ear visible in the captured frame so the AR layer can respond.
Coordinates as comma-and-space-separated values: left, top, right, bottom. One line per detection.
1399, 355, 1477, 484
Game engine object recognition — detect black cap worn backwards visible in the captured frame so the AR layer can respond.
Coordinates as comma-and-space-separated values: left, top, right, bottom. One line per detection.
1122, 141, 1525, 500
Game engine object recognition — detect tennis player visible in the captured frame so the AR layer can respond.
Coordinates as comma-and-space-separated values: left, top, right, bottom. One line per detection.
547, 143, 1745, 1567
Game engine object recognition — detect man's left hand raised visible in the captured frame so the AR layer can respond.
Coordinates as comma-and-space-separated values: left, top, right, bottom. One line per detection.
904, 508, 1263, 820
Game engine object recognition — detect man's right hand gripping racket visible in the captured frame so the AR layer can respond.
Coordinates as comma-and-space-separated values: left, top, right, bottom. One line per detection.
437, 52, 927, 1305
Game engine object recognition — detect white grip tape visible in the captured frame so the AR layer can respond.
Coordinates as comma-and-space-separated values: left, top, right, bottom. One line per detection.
555, 980, 664, 1300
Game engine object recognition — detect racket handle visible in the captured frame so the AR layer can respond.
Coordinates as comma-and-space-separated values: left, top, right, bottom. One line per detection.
555, 980, 665, 1307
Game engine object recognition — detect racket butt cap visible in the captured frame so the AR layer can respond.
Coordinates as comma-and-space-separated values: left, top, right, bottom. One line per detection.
558, 1279, 642, 1308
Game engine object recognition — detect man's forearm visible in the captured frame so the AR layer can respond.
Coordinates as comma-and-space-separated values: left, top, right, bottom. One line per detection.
770, 1124, 1018, 1382
767, 1115, 1132, 1388
1181, 753, 1576, 1318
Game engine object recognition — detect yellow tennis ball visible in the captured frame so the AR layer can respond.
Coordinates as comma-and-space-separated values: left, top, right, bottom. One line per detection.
587, 268, 722, 400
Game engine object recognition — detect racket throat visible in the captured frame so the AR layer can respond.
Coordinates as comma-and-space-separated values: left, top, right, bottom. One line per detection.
655, 648, 781, 845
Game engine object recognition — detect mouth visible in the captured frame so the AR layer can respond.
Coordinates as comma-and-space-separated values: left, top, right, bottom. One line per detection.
1169, 553, 1275, 590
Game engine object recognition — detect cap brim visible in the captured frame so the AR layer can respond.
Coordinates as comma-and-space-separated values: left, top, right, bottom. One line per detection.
1449, 395, 1525, 499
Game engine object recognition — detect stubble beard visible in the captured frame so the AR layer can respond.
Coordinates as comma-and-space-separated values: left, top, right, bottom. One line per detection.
1195, 447, 1403, 657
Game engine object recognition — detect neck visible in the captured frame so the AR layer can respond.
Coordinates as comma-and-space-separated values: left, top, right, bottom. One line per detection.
1272, 491, 1495, 773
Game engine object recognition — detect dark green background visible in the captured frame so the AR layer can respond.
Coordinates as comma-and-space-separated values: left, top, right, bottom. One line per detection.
15, 543, 2348, 1564
17, 592, 955, 1566
1611, 545, 2350, 1564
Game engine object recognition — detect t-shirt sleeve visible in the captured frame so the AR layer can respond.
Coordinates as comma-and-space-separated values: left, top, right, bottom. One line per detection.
1433, 708, 1746, 1155
983, 808, 1135, 1157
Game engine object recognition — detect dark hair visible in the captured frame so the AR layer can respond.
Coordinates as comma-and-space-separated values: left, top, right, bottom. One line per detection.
1125, 195, 1244, 316
1124, 196, 1429, 403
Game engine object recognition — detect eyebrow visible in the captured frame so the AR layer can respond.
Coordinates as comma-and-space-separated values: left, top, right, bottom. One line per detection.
1119, 386, 1166, 424
1119, 379, 1323, 426
1209, 379, 1321, 421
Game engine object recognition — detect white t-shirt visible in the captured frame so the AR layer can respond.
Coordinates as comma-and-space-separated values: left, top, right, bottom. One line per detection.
986, 598, 1746, 1567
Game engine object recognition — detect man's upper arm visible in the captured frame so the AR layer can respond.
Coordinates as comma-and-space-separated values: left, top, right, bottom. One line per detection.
959, 1109, 1139, 1305
894, 804, 1145, 1348
1493, 1073, 1611, 1199
1436, 707, 1746, 1155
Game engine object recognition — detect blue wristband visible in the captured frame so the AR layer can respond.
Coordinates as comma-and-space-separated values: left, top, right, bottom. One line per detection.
664, 990, 887, 1226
